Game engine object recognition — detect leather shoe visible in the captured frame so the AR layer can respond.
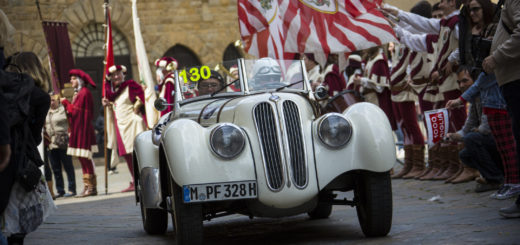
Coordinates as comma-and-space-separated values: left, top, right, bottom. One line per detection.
121, 182, 135, 193
64, 192, 76, 197
475, 182, 500, 193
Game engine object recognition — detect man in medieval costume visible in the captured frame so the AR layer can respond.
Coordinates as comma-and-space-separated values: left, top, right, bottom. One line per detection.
61, 69, 98, 197
102, 65, 147, 192
155, 56, 178, 116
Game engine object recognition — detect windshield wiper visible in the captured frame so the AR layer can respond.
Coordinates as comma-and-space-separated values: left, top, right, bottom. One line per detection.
275, 80, 303, 92
211, 79, 239, 97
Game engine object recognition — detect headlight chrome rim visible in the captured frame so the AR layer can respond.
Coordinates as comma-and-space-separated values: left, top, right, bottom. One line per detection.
210, 123, 246, 159
318, 113, 352, 149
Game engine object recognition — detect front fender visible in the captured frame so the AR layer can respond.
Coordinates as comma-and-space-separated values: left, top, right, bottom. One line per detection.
161, 119, 257, 186
134, 130, 159, 170
134, 131, 162, 207
315, 102, 395, 189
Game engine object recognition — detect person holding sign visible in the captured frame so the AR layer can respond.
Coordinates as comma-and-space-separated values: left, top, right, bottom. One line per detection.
447, 65, 519, 199
102, 65, 147, 193
445, 66, 500, 187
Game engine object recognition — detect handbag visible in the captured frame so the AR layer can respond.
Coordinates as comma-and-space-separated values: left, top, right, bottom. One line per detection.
1, 180, 56, 236
17, 157, 42, 192
54, 132, 69, 149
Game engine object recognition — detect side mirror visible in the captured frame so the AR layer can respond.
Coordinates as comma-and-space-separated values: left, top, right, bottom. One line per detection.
154, 97, 171, 111
314, 86, 329, 100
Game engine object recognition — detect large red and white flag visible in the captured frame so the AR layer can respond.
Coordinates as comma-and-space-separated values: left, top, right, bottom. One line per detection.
238, 0, 397, 64
132, 0, 159, 126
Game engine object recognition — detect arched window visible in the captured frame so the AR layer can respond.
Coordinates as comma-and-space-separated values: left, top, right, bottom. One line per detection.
72, 23, 130, 58
163, 44, 201, 69
222, 43, 243, 69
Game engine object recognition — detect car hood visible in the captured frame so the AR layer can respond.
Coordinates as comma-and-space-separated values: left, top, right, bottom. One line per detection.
174, 93, 314, 127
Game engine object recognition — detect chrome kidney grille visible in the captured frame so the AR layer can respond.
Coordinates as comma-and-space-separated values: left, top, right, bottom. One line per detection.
282, 100, 307, 188
253, 100, 307, 191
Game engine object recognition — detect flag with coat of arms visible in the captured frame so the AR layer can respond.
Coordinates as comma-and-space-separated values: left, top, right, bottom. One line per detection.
238, 0, 397, 65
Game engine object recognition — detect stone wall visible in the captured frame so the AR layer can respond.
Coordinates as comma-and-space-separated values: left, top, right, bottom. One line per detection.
2, 0, 241, 80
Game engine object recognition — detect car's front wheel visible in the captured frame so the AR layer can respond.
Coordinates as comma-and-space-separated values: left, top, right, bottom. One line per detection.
354, 170, 392, 237
307, 191, 333, 219
139, 194, 168, 234
136, 173, 168, 234
169, 174, 203, 244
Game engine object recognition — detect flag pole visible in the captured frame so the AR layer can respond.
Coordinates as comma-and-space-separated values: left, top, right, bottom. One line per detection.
103, 0, 109, 195
35, 0, 43, 21
36, 0, 62, 96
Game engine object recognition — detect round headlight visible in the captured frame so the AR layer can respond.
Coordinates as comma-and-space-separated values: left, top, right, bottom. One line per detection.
210, 124, 246, 159
318, 113, 352, 148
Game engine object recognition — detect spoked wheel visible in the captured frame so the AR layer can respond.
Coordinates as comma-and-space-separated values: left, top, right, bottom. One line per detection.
169, 174, 203, 245
354, 170, 392, 237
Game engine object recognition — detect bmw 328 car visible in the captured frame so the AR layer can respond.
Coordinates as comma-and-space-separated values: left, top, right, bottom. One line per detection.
133, 58, 395, 244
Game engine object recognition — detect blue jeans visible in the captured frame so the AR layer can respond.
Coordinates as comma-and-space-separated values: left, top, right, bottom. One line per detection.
0, 232, 7, 245
459, 132, 503, 183
48, 148, 76, 194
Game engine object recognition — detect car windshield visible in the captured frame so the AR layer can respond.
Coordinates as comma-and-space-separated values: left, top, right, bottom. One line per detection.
176, 59, 307, 102
177, 60, 241, 100
243, 59, 306, 92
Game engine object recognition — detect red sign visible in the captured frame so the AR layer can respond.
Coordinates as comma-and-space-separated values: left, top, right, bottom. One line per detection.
425, 110, 448, 144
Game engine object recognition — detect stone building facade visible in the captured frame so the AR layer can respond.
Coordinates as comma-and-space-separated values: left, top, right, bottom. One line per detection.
2, 0, 437, 85
2, 0, 242, 83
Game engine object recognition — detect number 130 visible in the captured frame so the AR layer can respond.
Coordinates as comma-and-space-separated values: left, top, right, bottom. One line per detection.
179, 65, 211, 83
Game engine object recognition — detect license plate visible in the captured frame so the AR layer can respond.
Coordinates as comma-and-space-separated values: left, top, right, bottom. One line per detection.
183, 181, 257, 203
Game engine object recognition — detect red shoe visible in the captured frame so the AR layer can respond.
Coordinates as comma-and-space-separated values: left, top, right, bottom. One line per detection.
121, 182, 135, 193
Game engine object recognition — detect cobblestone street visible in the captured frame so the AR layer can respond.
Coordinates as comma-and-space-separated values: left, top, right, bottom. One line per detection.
23, 159, 520, 244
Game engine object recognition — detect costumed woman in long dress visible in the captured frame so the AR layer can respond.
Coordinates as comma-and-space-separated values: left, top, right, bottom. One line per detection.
60, 69, 98, 197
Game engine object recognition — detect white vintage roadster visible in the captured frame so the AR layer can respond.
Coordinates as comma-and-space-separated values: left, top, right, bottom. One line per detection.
133, 58, 395, 244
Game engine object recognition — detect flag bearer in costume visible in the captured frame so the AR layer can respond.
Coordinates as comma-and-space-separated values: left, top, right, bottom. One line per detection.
345, 54, 363, 92
155, 57, 178, 117
353, 46, 398, 131
384, 0, 467, 181
319, 54, 345, 96
389, 43, 426, 179
389, 1, 431, 179
389, 2, 447, 180
302, 53, 321, 91
102, 65, 147, 192
61, 69, 98, 197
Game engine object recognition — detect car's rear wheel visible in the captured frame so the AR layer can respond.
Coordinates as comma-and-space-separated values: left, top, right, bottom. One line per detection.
169, 174, 203, 245
354, 170, 392, 237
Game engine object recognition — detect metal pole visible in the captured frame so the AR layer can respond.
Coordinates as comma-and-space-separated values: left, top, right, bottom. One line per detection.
35, 0, 43, 21
103, 0, 109, 195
